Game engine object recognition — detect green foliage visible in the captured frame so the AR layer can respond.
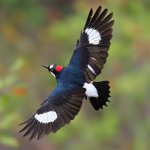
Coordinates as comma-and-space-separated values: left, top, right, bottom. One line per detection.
0, 59, 25, 148
0, 135, 18, 148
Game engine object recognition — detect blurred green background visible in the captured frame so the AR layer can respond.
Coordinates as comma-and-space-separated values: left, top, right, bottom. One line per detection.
0, 0, 150, 150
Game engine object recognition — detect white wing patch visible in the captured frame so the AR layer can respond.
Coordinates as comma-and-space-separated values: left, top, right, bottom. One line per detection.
87, 64, 96, 74
83, 82, 98, 98
85, 28, 101, 45
35, 111, 57, 123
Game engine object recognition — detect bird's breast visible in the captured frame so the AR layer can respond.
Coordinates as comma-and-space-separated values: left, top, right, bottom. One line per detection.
57, 65, 84, 88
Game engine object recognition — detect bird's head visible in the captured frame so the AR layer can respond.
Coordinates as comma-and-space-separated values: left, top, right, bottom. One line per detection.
42, 64, 63, 77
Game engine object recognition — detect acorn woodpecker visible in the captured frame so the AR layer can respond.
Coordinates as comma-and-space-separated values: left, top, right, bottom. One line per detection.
19, 5, 114, 140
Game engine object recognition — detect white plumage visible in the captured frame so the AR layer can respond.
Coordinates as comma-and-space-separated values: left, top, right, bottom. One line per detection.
49, 64, 54, 69
35, 111, 57, 123
85, 28, 101, 45
87, 64, 96, 74
83, 82, 98, 98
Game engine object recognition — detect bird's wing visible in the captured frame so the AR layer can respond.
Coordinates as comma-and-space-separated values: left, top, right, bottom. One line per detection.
69, 6, 114, 83
19, 88, 85, 140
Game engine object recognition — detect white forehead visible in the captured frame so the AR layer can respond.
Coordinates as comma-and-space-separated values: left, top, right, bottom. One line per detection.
49, 64, 54, 69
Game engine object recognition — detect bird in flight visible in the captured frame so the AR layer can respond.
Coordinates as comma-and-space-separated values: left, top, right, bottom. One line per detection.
19, 5, 114, 140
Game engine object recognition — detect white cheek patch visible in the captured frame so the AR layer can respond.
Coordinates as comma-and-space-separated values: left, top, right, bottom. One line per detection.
87, 64, 96, 74
51, 72, 56, 77
85, 28, 101, 45
83, 83, 98, 98
35, 111, 57, 123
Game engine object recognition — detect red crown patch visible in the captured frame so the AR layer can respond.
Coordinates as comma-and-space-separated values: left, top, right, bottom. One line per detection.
55, 65, 63, 72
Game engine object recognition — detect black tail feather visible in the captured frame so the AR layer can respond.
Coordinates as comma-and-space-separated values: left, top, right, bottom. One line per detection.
89, 81, 110, 110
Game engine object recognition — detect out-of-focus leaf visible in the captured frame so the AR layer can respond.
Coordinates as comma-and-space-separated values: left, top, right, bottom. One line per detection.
0, 113, 19, 130
12, 87, 27, 96
4, 76, 16, 87
10, 58, 24, 72
0, 135, 19, 148
0, 79, 3, 89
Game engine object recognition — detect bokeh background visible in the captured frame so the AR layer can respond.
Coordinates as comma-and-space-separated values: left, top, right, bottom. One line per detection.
0, 0, 150, 150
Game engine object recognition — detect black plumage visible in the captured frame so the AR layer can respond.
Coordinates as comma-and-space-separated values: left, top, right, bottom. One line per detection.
70, 6, 114, 82
19, 89, 85, 140
89, 81, 110, 110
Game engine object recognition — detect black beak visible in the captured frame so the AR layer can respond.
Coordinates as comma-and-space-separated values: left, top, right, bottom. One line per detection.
42, 65, 48, 70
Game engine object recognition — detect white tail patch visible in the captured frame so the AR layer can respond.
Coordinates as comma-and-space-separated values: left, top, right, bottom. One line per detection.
85, 28, 101, 45
87, 64, 96, 74
35, 111, 57, 123
83, 83, 98, 98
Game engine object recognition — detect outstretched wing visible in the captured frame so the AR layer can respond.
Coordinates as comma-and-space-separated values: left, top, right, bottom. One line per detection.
69, 6, 114, 83
19, 88, 85, 140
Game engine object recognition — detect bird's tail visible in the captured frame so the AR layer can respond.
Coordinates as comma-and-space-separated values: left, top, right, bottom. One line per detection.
89, 81, 111, 110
